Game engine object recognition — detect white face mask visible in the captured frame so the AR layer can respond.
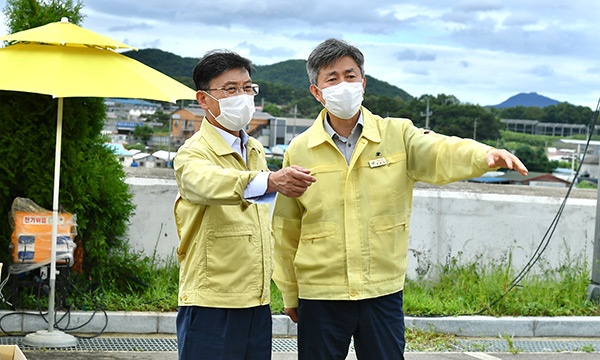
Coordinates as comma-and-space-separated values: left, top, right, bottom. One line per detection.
319, 81, 364, 120
206, 93, 256, 131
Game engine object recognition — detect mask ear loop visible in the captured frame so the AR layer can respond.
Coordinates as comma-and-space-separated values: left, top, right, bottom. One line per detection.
201, 90, 221, 121
313, 85, 326, 106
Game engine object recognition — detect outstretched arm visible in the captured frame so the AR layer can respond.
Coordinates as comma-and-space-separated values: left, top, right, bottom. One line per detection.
486, 149, 528, 176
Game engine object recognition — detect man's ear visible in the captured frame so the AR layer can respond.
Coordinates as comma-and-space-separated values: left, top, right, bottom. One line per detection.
196, 91, 209, 110
309, 84, 322, 103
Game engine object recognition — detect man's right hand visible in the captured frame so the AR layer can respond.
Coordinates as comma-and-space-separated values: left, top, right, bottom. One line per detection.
285, 307, 299, 323
268, 165, 316, 197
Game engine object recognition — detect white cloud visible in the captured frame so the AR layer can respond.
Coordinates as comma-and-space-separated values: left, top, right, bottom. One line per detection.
395, 49, 437, 62
530, 65, 555, 77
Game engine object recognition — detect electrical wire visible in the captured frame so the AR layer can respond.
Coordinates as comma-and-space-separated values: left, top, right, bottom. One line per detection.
0, 272, 12, 307
468, 98, 600, 316
0, 266, 109, 338
413, 99, 600, 318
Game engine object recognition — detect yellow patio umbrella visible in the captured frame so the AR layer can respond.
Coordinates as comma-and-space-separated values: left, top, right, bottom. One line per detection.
0, 16, 132, 49
0, 42, 196, 100
0, 17, 196, 348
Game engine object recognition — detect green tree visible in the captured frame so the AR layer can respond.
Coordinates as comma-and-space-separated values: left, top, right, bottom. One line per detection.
500, 106, 544, 120
254, 80, 300, 105
133, 124, 154, 144
287, 95, 323, 118
499, 103, 593, 125
3, 0, 84, 31
363, 94, 406, 118
513, 144, 555, 173
141, 110, 170, 130
542, 102, 593, 125
262, 103, 282, 117
423, 96, 502, 141
0, 1, 135, 286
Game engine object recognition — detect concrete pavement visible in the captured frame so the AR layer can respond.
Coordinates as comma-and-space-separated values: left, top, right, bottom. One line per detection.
19, 351, 600, 360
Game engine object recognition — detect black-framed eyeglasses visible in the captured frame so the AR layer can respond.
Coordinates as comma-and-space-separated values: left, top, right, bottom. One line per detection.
204, 83, 259, 97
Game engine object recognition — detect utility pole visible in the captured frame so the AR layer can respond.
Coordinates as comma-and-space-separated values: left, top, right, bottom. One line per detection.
167, 116, 172, 168
420, 97, 432, 129
292, 104, 298, 142
588, 148, 600, 303
473, 118, 477, 140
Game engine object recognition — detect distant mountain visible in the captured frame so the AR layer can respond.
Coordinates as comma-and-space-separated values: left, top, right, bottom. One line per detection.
253, 59, 413, 100
123, 48, 197, 78
491, 92, 560, 108
123, 49, 412, 100
253, 59, 310, 91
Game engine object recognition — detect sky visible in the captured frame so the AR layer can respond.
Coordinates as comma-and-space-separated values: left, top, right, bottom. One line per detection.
1, 0, 600, 109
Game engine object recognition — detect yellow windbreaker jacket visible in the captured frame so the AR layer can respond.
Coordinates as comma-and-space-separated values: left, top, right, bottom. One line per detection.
273, 107, 493, 308
174, 121, 273, 308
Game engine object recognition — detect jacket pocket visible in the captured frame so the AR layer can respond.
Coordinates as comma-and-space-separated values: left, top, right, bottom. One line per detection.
205, 227, 260, 293
368, 214, 409, 282
294, 222, 345, 285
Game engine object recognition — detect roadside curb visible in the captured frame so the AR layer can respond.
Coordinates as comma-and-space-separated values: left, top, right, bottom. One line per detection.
1, 311, 599, 338
406, 315, 600, 337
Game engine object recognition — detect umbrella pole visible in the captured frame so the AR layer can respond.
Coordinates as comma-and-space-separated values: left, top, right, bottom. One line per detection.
47, 97, 62, 334
23, 98, 77, 348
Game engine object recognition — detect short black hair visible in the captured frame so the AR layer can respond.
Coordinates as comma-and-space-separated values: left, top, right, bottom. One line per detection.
192, 50, 253, 91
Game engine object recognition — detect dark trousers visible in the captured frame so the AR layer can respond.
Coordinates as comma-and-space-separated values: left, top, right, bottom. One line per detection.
176, 305, 272, 360
297, 291, 405, 360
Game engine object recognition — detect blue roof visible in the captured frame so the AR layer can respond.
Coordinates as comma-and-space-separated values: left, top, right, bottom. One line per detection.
468, 177, 510, 184
105, 143, 133, 156
553, 168, 574, 174
105, 98, 160, 107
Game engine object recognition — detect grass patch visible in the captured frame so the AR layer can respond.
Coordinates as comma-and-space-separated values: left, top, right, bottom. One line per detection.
5, 248, 598, 352
5, 249, 599, 319
405, 327, 459, 352
270, 280, 284, 314
269, 251, 600, 317
403, 252, 600, 317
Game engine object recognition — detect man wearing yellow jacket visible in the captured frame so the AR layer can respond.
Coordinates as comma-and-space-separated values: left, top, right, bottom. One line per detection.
174, 50, 315, 360
272, 38, 528, 360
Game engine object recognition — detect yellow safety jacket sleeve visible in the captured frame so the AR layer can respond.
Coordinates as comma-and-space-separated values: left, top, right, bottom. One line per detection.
174, 120, 274, 308
273, 107, 493, 308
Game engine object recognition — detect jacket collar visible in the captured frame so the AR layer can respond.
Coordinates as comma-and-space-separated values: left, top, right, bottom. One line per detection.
199, 118, 260, 156
307, 106, 381, 148
199, 118, 238, 156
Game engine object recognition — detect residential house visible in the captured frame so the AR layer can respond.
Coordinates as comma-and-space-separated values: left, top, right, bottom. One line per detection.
258, 117, 314, 149
169, 105, 274, 147
103, 98, 168, 145
152, 150, 178, 168
104, 98, 162, 120
132, 152, 156, 168
469, 171, 571, 187
105, 143, 134, 167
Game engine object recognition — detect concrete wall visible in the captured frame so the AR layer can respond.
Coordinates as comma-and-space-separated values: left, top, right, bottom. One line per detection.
125, 174, 598, 279
126, 177, 180, 261
407, 183, 596, 279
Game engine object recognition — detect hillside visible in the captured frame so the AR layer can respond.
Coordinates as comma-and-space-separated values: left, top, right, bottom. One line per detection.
491, 92, 560, 108
122, 49, 412, 100
253, 59, 310, 90
253, 59, 413, 100
123, 48, 197, 78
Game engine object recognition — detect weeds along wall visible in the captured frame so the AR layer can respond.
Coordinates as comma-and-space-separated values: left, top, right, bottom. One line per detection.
125, 174, 598, 281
